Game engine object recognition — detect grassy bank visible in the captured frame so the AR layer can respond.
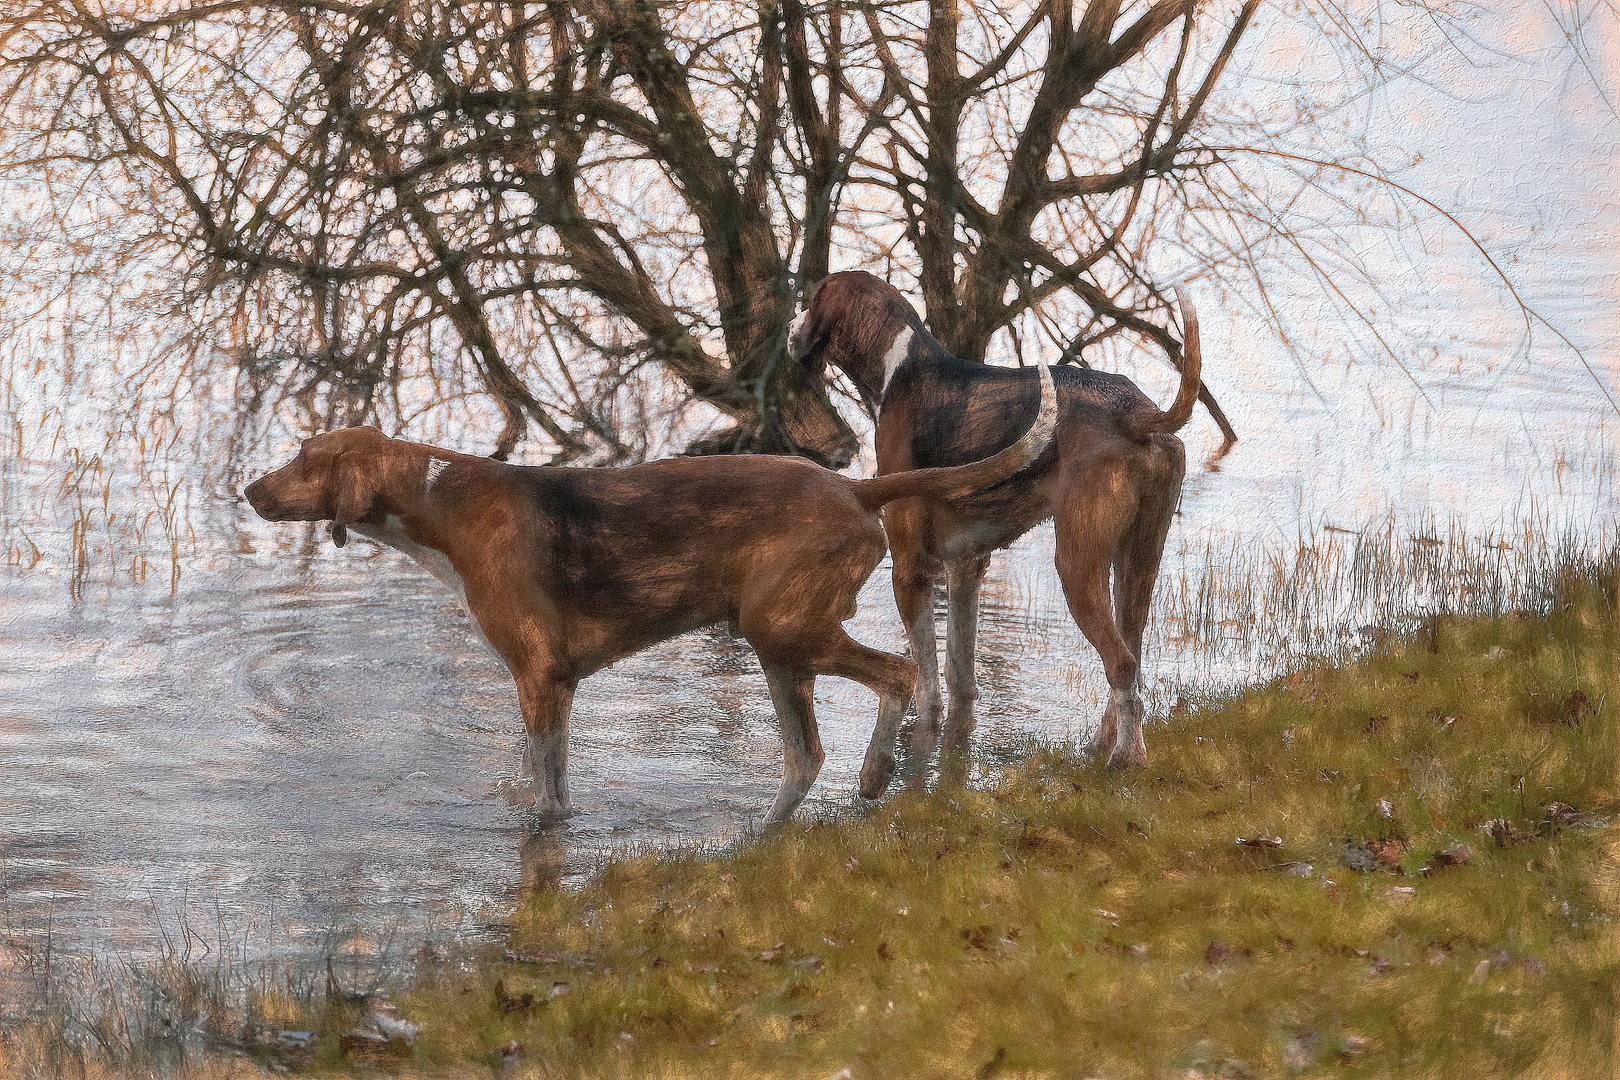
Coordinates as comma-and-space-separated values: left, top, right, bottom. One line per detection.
387, 562, 1615, 1079
4, 564, 1614, 1079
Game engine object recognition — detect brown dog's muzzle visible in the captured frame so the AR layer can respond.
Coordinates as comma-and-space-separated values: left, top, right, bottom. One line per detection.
243, 466, 324, 525
242, 476, 281, 519
245, 451, 357, 547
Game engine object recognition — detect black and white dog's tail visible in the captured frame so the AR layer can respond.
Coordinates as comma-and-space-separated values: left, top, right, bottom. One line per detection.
1144, 284, 1202, 436
851, 363, 1057, 512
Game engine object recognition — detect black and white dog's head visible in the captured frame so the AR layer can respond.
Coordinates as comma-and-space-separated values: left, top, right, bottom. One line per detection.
789, 271, 937, 416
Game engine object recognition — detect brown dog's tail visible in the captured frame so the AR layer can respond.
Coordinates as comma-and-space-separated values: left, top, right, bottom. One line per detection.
1142, 283, 1202, 436
852, 363, 1057, 511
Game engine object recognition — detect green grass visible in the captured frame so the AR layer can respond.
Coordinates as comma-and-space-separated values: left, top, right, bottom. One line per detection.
373, 564, 1617, 1079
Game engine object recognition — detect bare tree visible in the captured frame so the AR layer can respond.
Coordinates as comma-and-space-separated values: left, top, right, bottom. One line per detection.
844, 0, 1251, 445
1, 1, 1551, 461
1, 1, 867, 462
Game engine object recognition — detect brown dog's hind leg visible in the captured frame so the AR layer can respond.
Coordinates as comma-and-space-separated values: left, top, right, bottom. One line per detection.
1110, 441, 1185, 756
805, 630, 915, 801
755, 621, 915, 811
515, 671, 577, 818
759, 666, 825, 825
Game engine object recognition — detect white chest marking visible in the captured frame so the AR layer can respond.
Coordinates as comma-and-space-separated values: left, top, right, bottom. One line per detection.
425, 457, 451, 491
351, 514, 492, 650
879, 327, 914, 398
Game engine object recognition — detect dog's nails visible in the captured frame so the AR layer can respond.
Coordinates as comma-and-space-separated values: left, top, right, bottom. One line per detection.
330, 522, 348, 547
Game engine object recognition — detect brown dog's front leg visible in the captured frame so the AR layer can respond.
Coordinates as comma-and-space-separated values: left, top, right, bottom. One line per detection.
515, 672, 577, 818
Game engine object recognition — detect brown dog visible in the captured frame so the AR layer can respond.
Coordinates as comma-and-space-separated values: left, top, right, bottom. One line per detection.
243, 368, 1052, 824
789, 271, 1202, 779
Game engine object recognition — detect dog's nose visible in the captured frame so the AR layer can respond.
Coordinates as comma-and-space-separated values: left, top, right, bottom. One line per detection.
243, 478, 274, 516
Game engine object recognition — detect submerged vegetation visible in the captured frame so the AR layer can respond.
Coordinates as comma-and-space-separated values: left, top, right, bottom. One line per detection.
1158, 510, 1619, 681
4, 549, 1614, 1078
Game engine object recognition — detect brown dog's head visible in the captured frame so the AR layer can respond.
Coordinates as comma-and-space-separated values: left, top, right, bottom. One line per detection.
243, 426, 392, 547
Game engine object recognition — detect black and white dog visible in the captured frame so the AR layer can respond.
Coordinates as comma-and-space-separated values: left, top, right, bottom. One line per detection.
789, 272, 1203, 786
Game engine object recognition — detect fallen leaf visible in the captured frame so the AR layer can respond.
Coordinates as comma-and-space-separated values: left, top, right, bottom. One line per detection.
339, 1031, 403, 1060
493, 980, 536, 1013
1547, 801, 1607, 829
1339, 1035, 1375, 1060
1341, 842, 1381, 873
1367, 837, 1408, 868
961, 925, 994, 950
1484, 818, 1524, 846
1421, 843, 1473, 875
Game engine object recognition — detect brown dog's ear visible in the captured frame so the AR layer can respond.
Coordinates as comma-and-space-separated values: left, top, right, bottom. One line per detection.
329, 452, 374, 547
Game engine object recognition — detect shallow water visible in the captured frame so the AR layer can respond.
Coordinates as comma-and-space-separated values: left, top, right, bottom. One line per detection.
0, 503, 1108, 1001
